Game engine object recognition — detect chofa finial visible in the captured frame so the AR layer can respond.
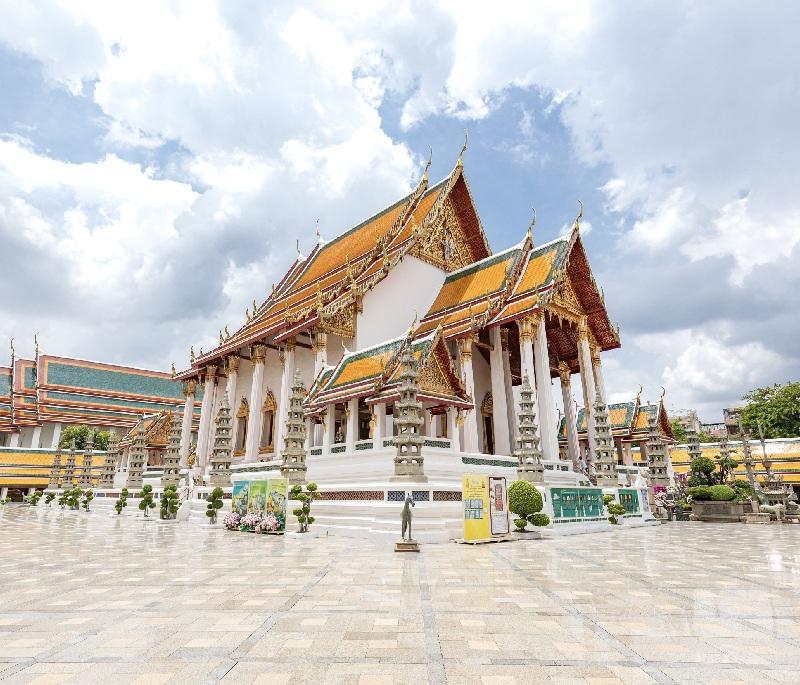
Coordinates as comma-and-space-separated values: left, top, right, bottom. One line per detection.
456, 129, 468, 168
34, 332, 40, 356
573, 200, 584, 230
315, 218, 322, 243
526, 207, 536, 242
189, 346, 195, 364
422, 145, 432, 182
660, 386, 666, 401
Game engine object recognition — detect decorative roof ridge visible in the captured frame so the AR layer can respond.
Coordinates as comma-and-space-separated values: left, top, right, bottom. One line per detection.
441, 242, 522, 281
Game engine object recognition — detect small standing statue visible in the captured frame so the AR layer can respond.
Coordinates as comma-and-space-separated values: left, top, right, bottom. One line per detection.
395, 494, 420, 552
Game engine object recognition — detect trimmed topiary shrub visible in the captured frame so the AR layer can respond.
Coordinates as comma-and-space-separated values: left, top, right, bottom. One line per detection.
687, 486, 714, 501
138, 484, 156, 517
206, 487, 224, 524
160, 485, 179, 520
115, 488, 129, 515
508, 480, 544, 531
81, 490, 94, 511
708, 484, 736, 501
530, 512, 550, 527
290, 482, 320, 533
29, 490, 43, 506
66, 487, 82, 510
44, 492, 55, 507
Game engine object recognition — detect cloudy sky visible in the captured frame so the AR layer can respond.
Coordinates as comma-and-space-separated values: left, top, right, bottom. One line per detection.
1, 1, 798, 421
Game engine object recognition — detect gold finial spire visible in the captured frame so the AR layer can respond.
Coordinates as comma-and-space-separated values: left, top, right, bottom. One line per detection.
315, 217, 322, 243
190, 346, 195, 363
34, 333, 40, 357
456, 129, 468, 168
296, 239, 302, 259
422, 145, 432, 182
526, 207, 536, 242
10, 337, 15, 364
409, 309, 418, 335
573, 200, 584, 231
171, 363, 176, 378
635, 385, 642, 403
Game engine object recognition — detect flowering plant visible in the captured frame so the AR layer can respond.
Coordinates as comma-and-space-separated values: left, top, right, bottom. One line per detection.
255, 513, 280, 533
223, 511, 241, 530
239, 512, 261, 531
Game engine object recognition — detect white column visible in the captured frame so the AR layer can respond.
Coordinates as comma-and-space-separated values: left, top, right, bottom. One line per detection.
179, 379, 196, 468
346, 398, 358, 452
534, 311, 558, 461
244, 344, 267, 463
501, 331, 516, 446
195, 366, 217, 470
323, 404, 335, 455
274, 340, 295, 461
447, 407, 461, 452
304, 418, 312, 450
50, 423, 62, 449
458, 337, 480, 453
374, 403, 386, 448
517, 316, 541, 435
313, 332, 327, 375
559, 363, 580, 472
31, 426, 42, 449
9, 432, 19, 448
577, 318, 597, 461
591, 350, 607, 404
489, 327, 511, 456
0, 487, 7, 499
225, 355, 240, 442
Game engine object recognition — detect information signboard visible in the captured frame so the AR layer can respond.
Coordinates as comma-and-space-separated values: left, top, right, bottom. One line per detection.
488, 476, 509, 535
550, 487, 604, 519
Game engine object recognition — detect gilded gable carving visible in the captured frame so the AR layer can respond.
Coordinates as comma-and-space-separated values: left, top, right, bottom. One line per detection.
418, 352, 454, 397
411, 197, 472, 272
547, 274, 584, 324
318, 303, 356, 338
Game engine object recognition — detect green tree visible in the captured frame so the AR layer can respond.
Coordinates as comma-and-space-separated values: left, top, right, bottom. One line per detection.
689, 456, 716, 485
44, 492, 55, 507
138, 484, 156, 517
29, 490, 43, 506
741, 382, 800, 438
670, 419, 687, 443
81, 490, 94, 511
59, 425, 110, 451
205, 487, 224, 523
290, 482, 320, 533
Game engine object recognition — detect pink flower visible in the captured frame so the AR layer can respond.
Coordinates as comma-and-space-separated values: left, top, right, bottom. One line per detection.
223, 512, 241, 530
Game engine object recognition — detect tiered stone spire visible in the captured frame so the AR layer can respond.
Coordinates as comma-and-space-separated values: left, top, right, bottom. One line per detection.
757, 423, 786, 506
49, 447, 62, 489
98, 432, 118, 489
514, 376, 544, 483
125, 423, 146, 489
78, 430, 94, 488
209, 393, 233, 487
392, 342, 426, 482
645, 412, 670, 488
62, 440, 77, 488
280, 371, 308, 485
162, 412, 182, 488
686, 415, 701, 462
592, 391, 618, 488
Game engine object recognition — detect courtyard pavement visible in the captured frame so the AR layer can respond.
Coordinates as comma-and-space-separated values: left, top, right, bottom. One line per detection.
2, 508, 800, 684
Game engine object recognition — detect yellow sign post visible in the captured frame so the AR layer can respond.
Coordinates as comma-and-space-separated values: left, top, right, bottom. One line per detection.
462, 474, 491, 541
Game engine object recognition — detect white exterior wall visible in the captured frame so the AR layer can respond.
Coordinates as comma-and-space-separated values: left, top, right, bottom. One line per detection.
356, 256, 446, 350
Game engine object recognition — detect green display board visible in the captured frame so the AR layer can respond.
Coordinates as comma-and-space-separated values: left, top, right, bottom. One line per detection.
618, 489, 641, 514
550, 488, 604, 519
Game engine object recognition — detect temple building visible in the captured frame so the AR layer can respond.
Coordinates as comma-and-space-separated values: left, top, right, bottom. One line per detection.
174, 148, 624, 507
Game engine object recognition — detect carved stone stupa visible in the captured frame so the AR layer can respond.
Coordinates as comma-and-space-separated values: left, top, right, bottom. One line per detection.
281, 371, 308, 485
514, 376, 544, 483
392, 342, 426, 482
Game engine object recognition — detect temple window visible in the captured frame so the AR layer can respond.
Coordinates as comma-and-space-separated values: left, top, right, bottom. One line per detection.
259, 390, 276, 453
234, 397, 249, 454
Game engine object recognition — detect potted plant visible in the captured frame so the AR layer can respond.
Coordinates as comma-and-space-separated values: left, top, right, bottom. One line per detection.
115, 488, 129, 515
160, 485, 179, 520
687, 484, 746, 522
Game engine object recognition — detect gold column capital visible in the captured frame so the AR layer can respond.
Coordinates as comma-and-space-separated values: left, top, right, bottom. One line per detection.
311, 332, 327, 353
577, 316, 589, 339
285, 337, 296, 353
557, 361, 571, 384
517, 316, 538, 344
499, 328, 510, 351
226, 354, 240, 374
204, 365, 217, 383
251, 343, 268, 364
456, 336, 474, 361
184, 379, 197, 397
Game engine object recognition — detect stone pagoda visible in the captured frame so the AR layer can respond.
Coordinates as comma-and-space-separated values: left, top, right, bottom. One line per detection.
686, 418, 701, 463
391, 342, 426, 482
162, 411, 182, 488
645, 413, 670, 488
280, 371, 308, 485
62, 440, 77, 488
738, 421, 761, 512
78, 430, 94, 488
125, 424, 146, 490
49, 447, 62, 490
592, 391, 618, 488
98, 432, 118, 489
209, 393, 233, 487
514, 376, 544, 483
757, 424, 787, 506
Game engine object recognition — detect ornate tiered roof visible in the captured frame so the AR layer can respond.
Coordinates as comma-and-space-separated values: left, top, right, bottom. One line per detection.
304, 326, 469, 413
415, 226, 620, 375
181, 161, 491, 374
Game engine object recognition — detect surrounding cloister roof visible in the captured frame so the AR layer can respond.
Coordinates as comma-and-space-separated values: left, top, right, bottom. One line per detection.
559, 396, 675, 443
304, 326, 469, 413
